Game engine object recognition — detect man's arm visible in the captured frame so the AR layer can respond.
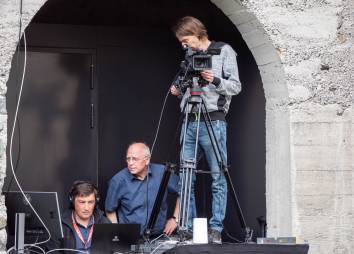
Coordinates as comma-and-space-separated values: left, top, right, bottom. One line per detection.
106, 211, 118, 223
105, 177, 121, 224
163, 197, 180, 236
212, 44, 242, 96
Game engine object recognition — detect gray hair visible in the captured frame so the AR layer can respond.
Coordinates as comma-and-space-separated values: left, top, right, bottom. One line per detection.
128, 142, 151, 158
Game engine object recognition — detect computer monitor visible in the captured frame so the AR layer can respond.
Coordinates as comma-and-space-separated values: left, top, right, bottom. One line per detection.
4, 191, 63, 248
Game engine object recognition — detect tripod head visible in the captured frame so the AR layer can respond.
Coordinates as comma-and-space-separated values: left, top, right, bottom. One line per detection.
174, 61, 209, 96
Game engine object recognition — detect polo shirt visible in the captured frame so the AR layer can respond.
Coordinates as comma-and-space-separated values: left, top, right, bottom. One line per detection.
105, 163, 179, 235
74, 215, 94, 253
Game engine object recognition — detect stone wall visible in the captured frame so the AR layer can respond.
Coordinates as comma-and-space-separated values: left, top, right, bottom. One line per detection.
0, 0, 353, 253
239, 0, 354, 253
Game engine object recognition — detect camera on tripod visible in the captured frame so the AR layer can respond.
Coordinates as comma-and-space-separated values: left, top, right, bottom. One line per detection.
185, 47, 221, 71
174, 46, 221, 92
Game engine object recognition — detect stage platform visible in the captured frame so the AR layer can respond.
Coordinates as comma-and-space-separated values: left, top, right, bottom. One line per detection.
164, 243, 309, 254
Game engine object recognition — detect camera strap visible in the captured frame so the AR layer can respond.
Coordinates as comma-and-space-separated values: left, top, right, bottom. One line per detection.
208, 41, 226, 50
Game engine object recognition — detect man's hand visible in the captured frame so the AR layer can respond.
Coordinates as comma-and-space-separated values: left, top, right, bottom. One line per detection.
163, 218, 178, 236
170, 85, 181, 96
106, 211, 118, 223
200, 70, 214, 83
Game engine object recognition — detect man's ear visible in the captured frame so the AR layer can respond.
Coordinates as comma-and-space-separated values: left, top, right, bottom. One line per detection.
146, 157, 151, 166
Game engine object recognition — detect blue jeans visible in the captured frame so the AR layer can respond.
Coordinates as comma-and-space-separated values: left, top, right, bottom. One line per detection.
180, 120, 228, 232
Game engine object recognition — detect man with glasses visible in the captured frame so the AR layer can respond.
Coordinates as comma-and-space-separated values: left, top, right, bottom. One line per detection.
105, 142, 180, 236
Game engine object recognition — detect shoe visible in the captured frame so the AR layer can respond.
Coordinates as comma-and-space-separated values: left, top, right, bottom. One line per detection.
208, 228, 222, 244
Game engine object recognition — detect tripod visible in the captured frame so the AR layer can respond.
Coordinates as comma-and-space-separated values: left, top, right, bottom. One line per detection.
178, 77, 253, 242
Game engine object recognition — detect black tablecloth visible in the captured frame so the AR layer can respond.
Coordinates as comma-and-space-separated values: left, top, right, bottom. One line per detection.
164, 243, 309, 254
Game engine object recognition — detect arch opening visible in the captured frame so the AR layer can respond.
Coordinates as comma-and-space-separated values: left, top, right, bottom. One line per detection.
3, 0, 291, 246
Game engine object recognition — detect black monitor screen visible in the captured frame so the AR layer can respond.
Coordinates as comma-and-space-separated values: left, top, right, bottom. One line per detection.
4, 191, 63, 247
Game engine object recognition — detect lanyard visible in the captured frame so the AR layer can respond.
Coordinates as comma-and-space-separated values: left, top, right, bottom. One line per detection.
72, 212, 95, 250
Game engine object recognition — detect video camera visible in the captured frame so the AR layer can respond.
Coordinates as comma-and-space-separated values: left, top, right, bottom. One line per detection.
185, 46, 221, 71
174, 46, 221, 92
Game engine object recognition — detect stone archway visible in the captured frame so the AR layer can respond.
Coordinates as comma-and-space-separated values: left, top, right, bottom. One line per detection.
0, 0, 292, 249
211, 0, 292, 237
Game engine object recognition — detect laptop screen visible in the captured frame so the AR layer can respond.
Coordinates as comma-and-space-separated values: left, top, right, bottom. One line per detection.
91, 224, 140, 254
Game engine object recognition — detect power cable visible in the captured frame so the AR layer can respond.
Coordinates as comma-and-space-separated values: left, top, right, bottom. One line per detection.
150, 65, 188, 158
7, 28, 52, 252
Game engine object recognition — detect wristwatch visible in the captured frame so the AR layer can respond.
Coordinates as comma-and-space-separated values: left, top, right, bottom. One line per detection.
171, 216, 179, 224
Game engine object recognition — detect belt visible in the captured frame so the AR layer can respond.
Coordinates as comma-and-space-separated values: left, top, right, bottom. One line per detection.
187, 111, 226, 122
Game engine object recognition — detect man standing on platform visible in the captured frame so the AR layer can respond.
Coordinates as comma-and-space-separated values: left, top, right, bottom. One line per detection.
170, 16, 242, 243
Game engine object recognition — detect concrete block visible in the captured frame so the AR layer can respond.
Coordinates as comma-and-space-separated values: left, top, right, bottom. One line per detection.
263, 79, 289, 100
293, 145, 354, 171
258, 62, 288, 99
265, 105, 292, 237
297, 194, 354, 217
249, 43, 281, 66
290, 104, 353, 123
210, 0, 243, 16
242, 29, 270, 48
296, 171, 354, 196
237, 19, 266, 35
259, 61, 285, 81
228, 10, 256, 26
292, 122, 352, 146
299, 216, 354, 254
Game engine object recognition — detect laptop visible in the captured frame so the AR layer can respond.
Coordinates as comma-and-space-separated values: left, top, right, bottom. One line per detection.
91, 224, 140, 254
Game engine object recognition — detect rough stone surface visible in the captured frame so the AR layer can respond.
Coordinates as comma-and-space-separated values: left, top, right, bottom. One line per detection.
242, 0, 354, 110
234, 0, 353, 253
0, 0, 353, 253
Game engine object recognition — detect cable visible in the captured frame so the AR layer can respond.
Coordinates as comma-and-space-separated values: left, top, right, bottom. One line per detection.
25, 244, 45, 254
222, 224, 243, 243
143, 165, 150, 240
150, 242, 166, 254
150, 87, 170, 157
149, 233, 166, 244
7, 243, 46, 254
46, 249, 89, 254
7, 26, 52, 254
150, 62, 191, 158
165, 113, 184, 163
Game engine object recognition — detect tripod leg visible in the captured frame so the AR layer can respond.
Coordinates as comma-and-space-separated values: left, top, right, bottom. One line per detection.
199, 99, 252, 240
180, 102, 190, 160
179, 161, 196, 234
178, 100, 202, 237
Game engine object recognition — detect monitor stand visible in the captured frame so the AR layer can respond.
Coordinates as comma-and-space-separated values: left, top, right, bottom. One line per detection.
15, 213, 25, 254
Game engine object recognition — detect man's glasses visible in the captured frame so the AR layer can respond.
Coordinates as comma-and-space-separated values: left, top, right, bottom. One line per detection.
126, 156, 147, 163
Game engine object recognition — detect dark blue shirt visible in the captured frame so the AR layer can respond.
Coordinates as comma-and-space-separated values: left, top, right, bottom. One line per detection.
74, 216, 94, 253
105, 163, 179, 235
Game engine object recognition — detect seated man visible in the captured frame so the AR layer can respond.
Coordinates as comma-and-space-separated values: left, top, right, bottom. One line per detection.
105, 142, 180, 236
48, 181, 110, 253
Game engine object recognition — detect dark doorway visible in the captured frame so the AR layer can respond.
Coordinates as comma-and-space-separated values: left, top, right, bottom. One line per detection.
5, 0, 266, 241
4, 49, 98, 208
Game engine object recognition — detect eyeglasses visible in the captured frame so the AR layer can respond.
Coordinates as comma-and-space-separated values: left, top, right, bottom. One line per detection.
126, 156, 147, 163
